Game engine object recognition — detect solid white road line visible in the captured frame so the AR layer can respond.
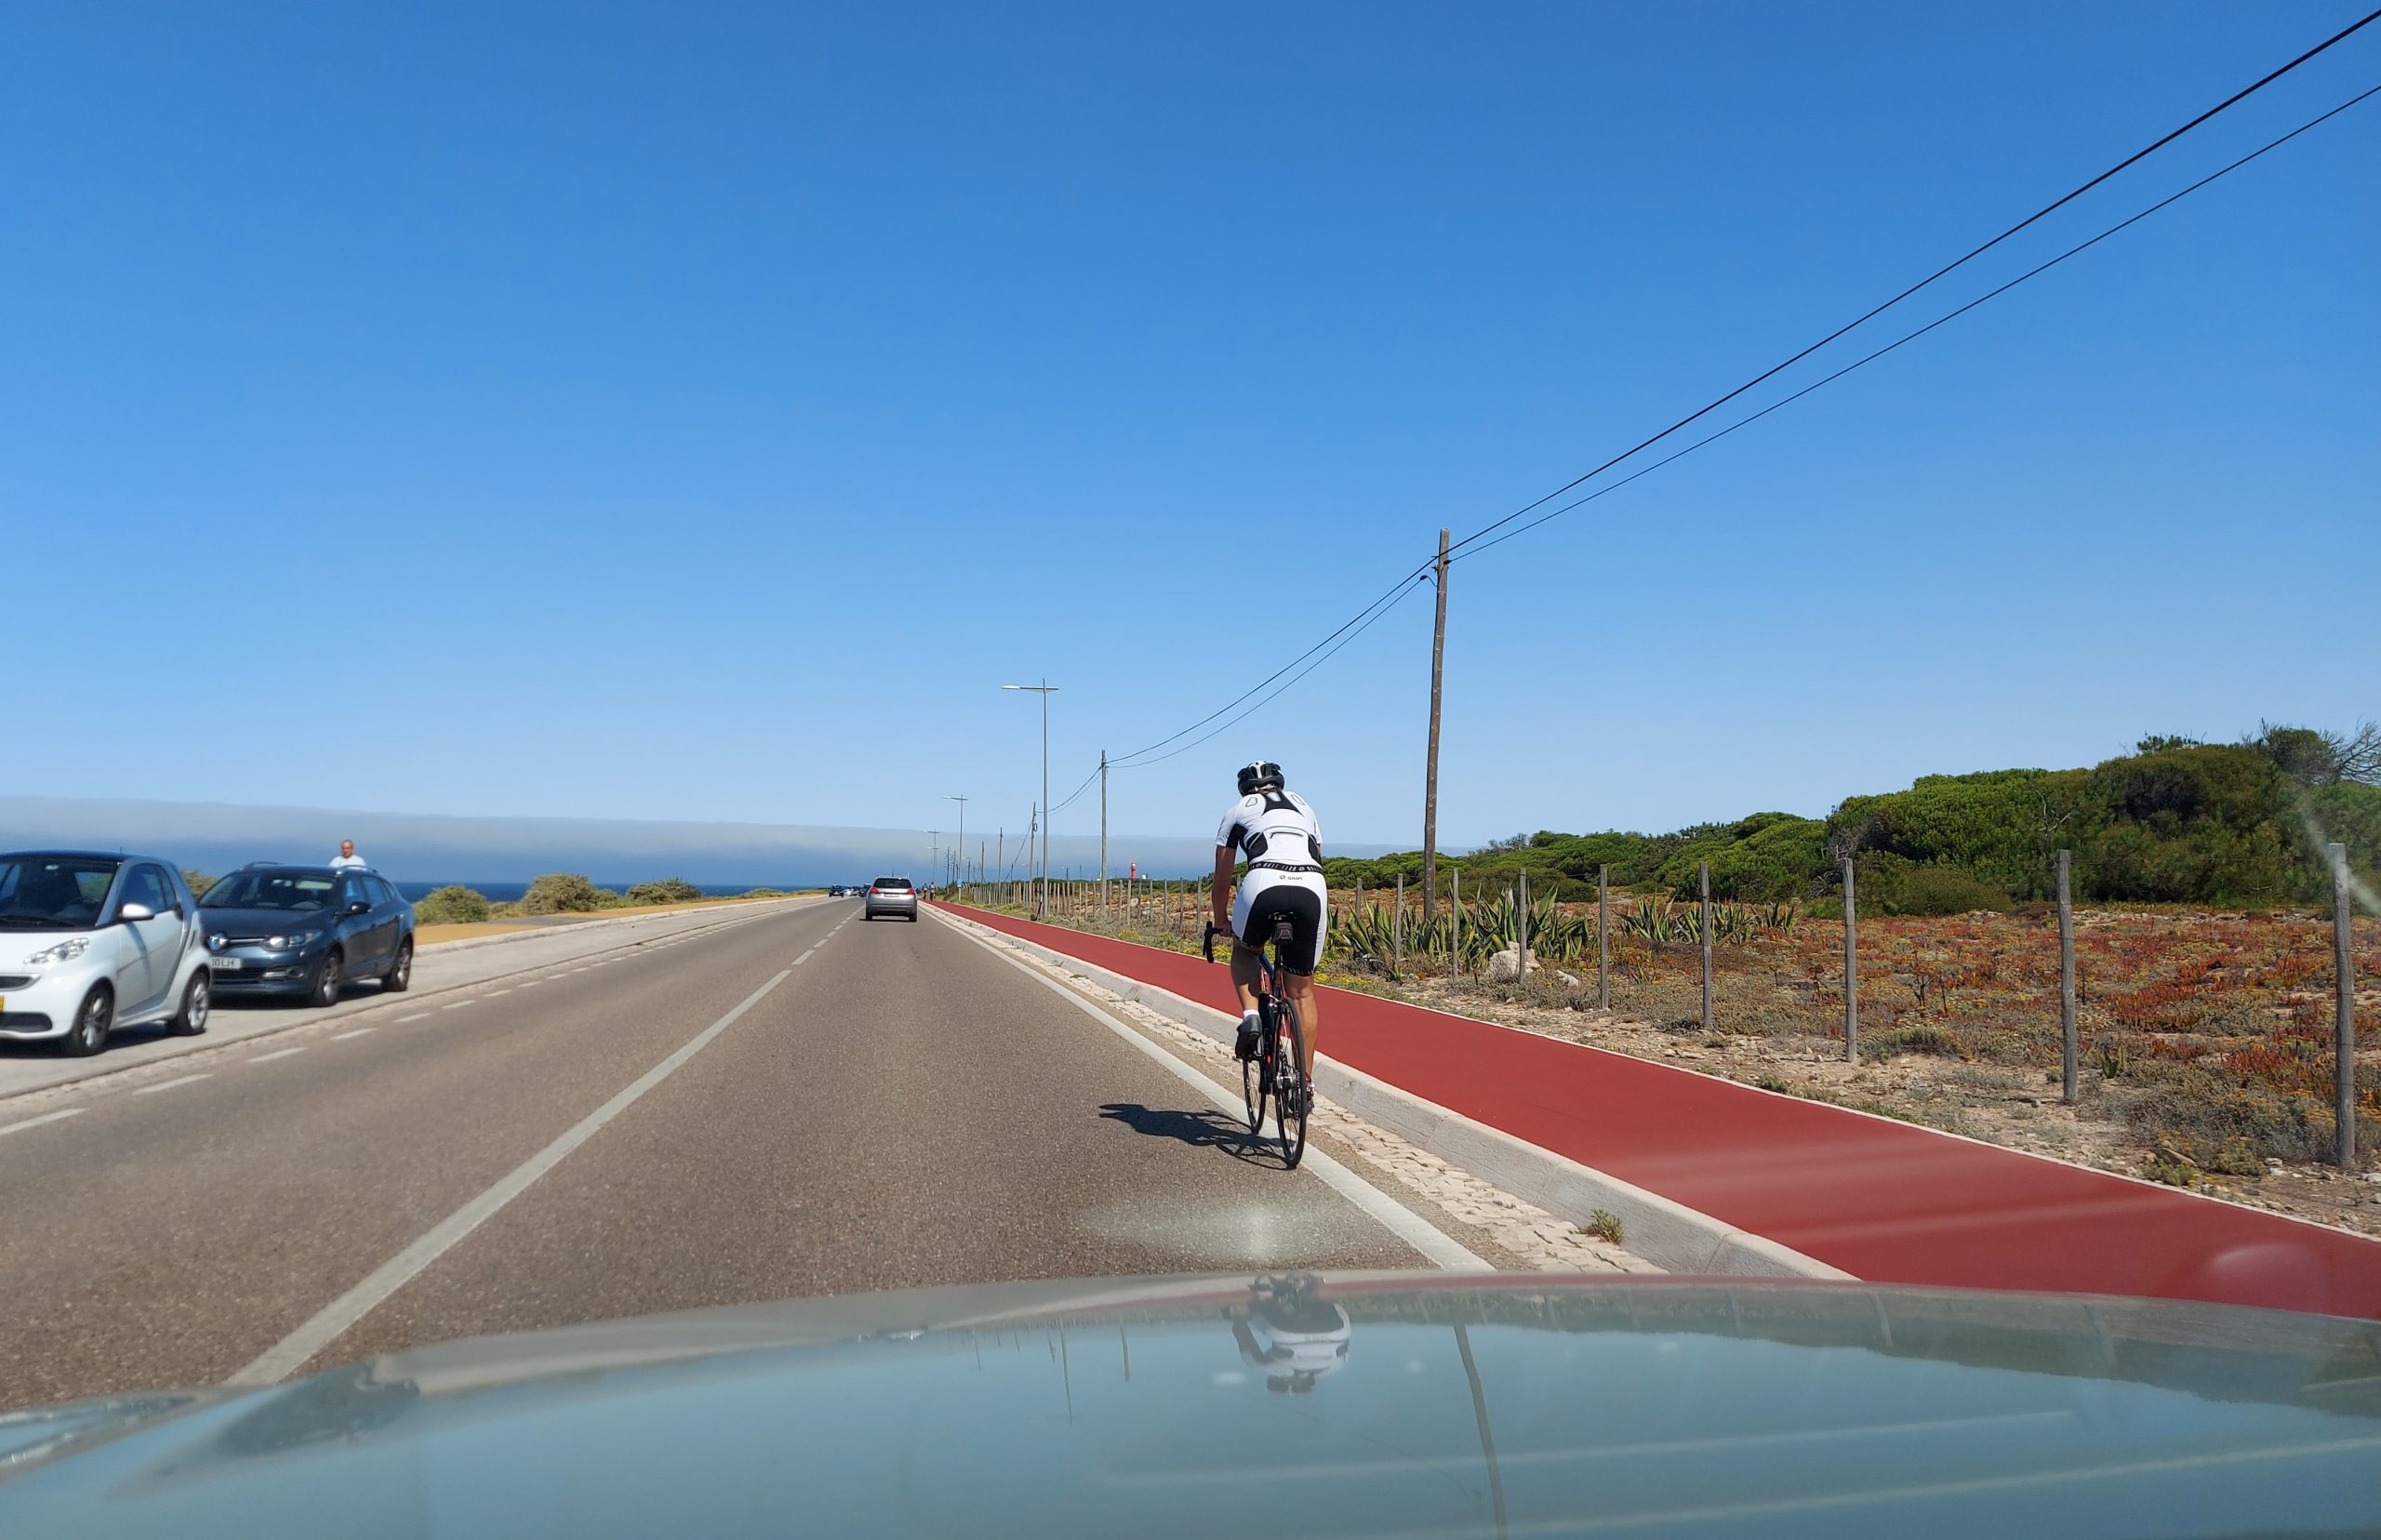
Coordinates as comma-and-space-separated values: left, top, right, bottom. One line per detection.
251, 1047, 307, 1063
230, 965, 795, 1386
0, 1109, 85, 1136
331, 1028, 377, 1041
936, 915, 1490, 1273
134, 1073, 212, 1095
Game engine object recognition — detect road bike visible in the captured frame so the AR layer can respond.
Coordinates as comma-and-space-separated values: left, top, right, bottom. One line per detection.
1204, 917, 1308, 1168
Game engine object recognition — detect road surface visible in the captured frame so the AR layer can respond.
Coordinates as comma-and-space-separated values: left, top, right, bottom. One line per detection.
0, 900, 1453, 1409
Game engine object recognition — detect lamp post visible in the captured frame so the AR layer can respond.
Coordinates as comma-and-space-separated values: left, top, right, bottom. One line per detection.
1001, 681, 1057, 917
946, 794, 967, 897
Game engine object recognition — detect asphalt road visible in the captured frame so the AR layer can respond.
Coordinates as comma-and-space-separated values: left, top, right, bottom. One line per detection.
0, 900, 1444, 1409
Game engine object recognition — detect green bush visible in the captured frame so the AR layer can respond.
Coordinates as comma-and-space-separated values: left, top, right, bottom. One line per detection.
182, 870, 217, 899
413, 884, 492, 924
624, 878, 705, 906
1657, 816, 1828, 901
1865, 861, 2015, 917
520, 872, 617, 914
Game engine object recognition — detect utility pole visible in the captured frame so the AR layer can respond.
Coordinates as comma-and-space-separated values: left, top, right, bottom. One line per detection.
1421, 527, 1451, 922
1099, 750, 1110, 922
1002, 681, 1058, 916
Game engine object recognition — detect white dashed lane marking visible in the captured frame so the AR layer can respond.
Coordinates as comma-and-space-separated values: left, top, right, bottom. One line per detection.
0, 1109, 83, 1137
331, 1028, 377, 1041
397, 1013, 430, 1023
442, 1002, 473, 1011
134, 1074, 211, 1095
250, 1048, 307, 1064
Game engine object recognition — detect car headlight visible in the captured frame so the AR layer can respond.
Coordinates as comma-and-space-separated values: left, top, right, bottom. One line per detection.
23, 936, 93, 966
266, 931, 323, 951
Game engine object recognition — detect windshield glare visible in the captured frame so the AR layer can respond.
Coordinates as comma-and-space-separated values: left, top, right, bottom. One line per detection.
0, 857, 119, 929
200, 871, 339, 910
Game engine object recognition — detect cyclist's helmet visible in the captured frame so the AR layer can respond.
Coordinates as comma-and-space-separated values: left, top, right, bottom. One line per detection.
1236, 761, 1285, 796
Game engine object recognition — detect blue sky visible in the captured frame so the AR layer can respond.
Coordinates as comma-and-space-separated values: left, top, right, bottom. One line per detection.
7, 2, 2374, 861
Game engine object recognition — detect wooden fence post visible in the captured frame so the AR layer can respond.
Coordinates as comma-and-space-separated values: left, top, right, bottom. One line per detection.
1394, 874, 1405, 974
1842, 856, 1858, 1063
1596, 863, 1610, 1011
1518, 870, 1530, 983
2058, 849, 2078, 1105
1699, 860, 1713, 1035
2334, 843, 2358, 1170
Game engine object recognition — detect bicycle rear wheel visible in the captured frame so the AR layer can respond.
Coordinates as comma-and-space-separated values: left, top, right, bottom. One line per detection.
1242, 1001, 1269, 1135
1272, 994, 1309, 1169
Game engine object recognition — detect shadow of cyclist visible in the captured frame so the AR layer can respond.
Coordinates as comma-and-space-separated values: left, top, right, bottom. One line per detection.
1097, 1103, 1274, 1164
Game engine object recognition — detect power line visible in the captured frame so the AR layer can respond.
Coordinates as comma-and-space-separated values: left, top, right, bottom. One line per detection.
1008, 10, 2380, 811
1439, 6, 2381, 564
1106, 565, 1434, 768
1111, 578, 1430, 771
1446, 79, 2381, 566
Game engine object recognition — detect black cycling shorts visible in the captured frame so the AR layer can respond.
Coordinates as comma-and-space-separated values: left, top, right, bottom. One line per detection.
1235, 883, 1324, 976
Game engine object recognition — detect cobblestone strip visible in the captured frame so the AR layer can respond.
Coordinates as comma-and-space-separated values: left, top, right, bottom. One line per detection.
973, 923, 1662, 1275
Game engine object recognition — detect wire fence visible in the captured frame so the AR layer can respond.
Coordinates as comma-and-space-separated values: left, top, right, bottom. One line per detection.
951, 845, 2374, 1174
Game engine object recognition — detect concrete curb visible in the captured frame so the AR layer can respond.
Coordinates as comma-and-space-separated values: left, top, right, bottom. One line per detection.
934, 908, 1850, 1281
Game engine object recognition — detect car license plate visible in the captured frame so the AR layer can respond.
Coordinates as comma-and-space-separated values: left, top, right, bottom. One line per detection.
211, 957, 243, 971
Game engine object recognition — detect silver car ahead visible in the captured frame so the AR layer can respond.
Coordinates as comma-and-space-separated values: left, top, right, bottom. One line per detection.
0, 851, 213, 1055
862, 876, 918, 922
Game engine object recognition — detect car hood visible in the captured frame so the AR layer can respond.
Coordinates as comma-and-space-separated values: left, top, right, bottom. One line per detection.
2, 1274, 2377, 1537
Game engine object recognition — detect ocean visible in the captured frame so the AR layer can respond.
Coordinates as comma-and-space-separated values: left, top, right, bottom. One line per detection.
392, 881, 802, 904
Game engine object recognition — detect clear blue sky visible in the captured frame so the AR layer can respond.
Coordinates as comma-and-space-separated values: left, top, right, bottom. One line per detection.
7, 2, 2374, 858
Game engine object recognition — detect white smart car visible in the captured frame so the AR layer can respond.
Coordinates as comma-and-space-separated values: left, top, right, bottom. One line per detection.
0, 851, 212, 1056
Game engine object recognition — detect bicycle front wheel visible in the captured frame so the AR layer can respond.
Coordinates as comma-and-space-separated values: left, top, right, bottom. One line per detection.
1272, 995, 1309, 1169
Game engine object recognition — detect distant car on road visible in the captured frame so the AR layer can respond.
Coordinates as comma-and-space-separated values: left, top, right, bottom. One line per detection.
200, 865, 416, 1008
0, 852, 213, 1055
863, 876, 918, 922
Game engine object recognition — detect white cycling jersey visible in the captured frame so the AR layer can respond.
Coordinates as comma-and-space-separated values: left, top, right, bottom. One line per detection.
1216, 789, 1324, 874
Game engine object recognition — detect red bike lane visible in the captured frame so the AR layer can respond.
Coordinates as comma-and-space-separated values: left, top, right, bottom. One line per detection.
941, 903, 2381, 1318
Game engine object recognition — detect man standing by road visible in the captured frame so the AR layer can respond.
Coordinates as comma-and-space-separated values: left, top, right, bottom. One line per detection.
329, 840, 367, 870
1210, 760, 1327, 1086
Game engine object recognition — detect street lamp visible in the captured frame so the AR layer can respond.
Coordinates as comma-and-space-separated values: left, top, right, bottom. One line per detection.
946, 794, 968, 897
1001, 681, 1057, 917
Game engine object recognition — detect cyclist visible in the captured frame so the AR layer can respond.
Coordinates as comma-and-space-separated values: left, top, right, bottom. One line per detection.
1211, 760, 1326, 1085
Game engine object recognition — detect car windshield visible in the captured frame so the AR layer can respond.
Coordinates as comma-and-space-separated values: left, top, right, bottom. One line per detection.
0, 857, 118, 929
7, 10, 2381, 1533
201, 870, 340, 911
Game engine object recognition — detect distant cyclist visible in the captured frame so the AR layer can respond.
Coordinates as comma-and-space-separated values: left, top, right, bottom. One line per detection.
1211, 760, 1326, 1079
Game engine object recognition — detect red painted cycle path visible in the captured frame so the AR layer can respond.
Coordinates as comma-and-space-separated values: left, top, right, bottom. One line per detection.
943, 904, 2381, 1318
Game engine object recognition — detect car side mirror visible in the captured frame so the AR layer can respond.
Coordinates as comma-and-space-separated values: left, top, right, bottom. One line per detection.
116, 902, 155, 923
345, 901, 373, 916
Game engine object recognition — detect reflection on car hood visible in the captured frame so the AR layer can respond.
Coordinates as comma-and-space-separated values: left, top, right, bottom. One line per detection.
2, 1275, 2377, 1537
196, 908, 333, 936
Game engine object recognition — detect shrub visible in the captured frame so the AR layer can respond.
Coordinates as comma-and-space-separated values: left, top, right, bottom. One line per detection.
1879, 864, 2014, 917
520, 872, 617, 914
182, 870, 217, 899
414, 884, 491, 924
624, 878, 705, 906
